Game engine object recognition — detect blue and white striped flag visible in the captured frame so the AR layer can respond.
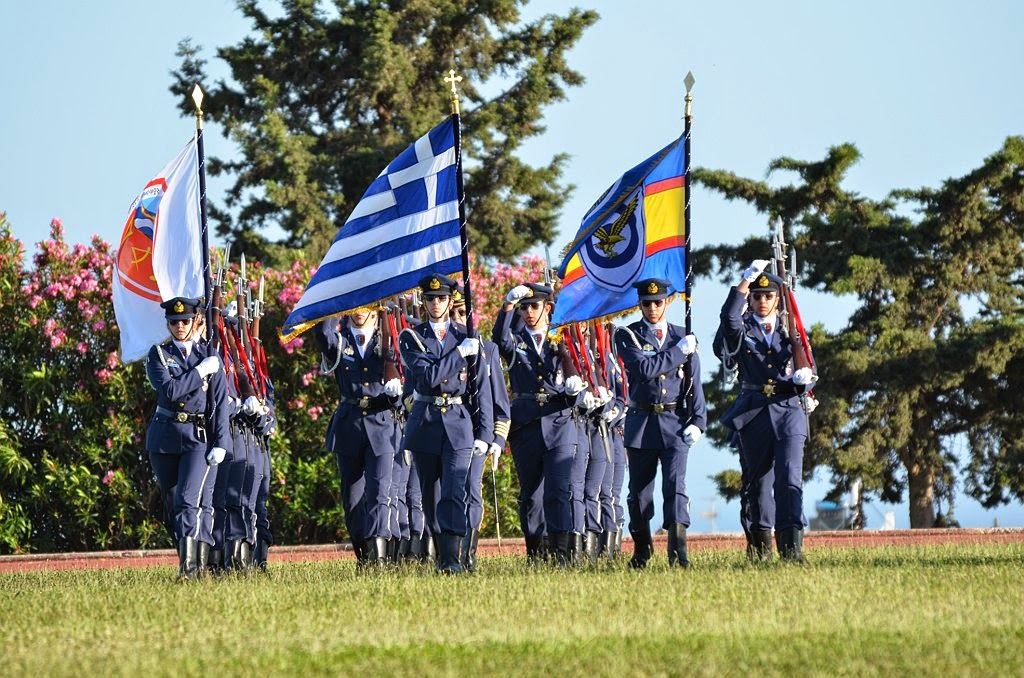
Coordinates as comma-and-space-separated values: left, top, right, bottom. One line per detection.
281, 118, 462, 341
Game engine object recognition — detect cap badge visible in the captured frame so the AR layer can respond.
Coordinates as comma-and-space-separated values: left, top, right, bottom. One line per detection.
173, 300, 185, 313
429, 277, 441, 290
757, 275, 769, 287
647, 281, 659, 294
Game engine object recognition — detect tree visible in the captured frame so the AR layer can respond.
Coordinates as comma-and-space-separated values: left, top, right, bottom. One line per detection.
170, 0, 597, 264
693, 138, 1024, 528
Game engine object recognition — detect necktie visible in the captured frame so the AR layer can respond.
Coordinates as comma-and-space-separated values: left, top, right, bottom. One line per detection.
437, 329, 446, 341
357, 334, 365, 346
763, 323, 772, 334
655, 329, 663, 341
534, 333, 542, 345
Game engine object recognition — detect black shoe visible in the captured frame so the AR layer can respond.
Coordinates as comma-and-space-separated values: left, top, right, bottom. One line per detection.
667, 523, 690, 568
460, 529, 480, 573
628, 529, 652, 569
776, 528, 805, 563
176, 537, 200, 582
524, 534, 545, 566
746, 530, 774, 563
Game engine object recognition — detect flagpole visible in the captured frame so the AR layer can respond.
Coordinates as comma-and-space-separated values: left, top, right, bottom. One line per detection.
191, 84, 213, 335
682, 71, 694, 335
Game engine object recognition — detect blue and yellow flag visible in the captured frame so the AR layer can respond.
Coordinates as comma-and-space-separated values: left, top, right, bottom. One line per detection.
551, 137, 686, 326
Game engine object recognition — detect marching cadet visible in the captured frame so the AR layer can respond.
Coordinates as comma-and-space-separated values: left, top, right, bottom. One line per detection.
492, 282, 584, 566
716, 260, 816, 562
146, 297, 231, 581
315, 307, 402, 567
399, 274, 492, 573
614, 279, 706, 569
598, 325, 628, 560
251, 386, 277, 573
451, 285, 510, 572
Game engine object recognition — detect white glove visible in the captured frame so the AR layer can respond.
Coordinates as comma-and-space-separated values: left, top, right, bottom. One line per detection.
488, 442, 502, 458
793, 367, 815, 386
675, 334, 697, 356
601, 406, 620, 423
597, 385, 612, 405
196, 355, 222, 378
683, 424, 703, 447
565, 375, 585, 396
803, 394, 820, 414
206, 446, 227, 465
242, 395, 263, 416
228, 395, 241, 414
383, 378, 402, 398
505, 285, 532, 303
742, 259, 771, 282
582, 391, 601, 412
472, 439, 489, 457
457, 338, 480, 357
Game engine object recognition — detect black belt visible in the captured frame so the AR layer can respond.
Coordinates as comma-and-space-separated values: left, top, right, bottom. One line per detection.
156, 406, 206, 424
342, 395, 393, 411
512, 392, 573, 408
631, 401, 678, 414
741, 382, 799, 397
413, 392, 464, 406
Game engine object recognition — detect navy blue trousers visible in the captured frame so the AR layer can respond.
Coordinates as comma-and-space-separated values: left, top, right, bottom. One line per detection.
466, 450, 487, 529
509, 419, 574, 536
610, 428, 626, 529
390, 449, 410, 540
414, 439, 471, 537
738, 409, 807, 531
150, 449, 217, 545
626, 439, 690, 533
334, 422, 394, 540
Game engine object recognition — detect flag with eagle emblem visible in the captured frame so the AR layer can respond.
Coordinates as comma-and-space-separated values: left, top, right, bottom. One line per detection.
551, 135, 686, 325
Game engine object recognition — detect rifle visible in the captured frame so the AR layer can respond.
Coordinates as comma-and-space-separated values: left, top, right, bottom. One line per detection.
379, 301, 403, 381
231, 254, 260, 400
210, 245, 241, 393
771, 219, 818, 414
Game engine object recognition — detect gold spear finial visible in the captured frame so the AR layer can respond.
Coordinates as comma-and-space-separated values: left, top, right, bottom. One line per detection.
444, 69, 463, 115
191, 83, 205, 130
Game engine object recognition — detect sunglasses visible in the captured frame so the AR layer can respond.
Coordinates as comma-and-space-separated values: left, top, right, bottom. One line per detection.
518, 301, 543, 310
168, 318, 193, 326
750, 292, 777, 300
640, 299, 665, 308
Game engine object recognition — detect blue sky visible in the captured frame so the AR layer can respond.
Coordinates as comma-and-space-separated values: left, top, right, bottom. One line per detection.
3, 1, 1023, 530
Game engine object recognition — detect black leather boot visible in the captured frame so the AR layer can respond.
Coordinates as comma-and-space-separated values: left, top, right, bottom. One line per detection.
776, 527, 805, 563
667, 523, 690, 568
368, 537, 389, 567
746, 529, 774, 563
197, 541, 210, 578
584, 530, 601, 564
547, 532, 571, 567
208, 548, 225, 577
460, 528, 480, 573
570, 533, 584, 567
176, 537, 200, 582
350, 538, 368, 568
398, 537, 412, 563
435, 533, 462, 574
386, 537, 400, 565
628, 529, 653, 569
254, 540, 270, 574
615, 528, 623, 556
425, 533, 437, 565
602, 531, 617, 560
238, 541, 253, 570
524, 534, 544, 565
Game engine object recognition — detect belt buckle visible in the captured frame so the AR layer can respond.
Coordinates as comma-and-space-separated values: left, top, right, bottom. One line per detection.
359, 397, 370, 408
762, 384, 775, 396
537, 393, 549, 404
175, 412, 189, 423
653, 403, 665, 414
433, 396, 445, 406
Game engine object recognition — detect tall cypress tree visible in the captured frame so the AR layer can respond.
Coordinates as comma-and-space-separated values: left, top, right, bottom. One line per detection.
695, 138, 1024, 528
170, 0, 598, 263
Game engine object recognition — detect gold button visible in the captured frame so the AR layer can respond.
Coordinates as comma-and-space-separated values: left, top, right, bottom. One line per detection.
767, 350, 773, 355
767, 378, 775, 384
363, 382, 370, 387
443, 379, 448, 383
178, 403, 185, 409
661, 388, 667, 394
767, 364, 773, 368
362, 410, 368, 416
440, 407, 447, 413
538, 376, 543, 381
659, 374, 666, 380
363, 367, 368, 372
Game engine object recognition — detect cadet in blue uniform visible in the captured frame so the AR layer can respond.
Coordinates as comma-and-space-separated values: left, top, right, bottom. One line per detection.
492, 282, 584, 565
315, 308, 402, 566
614, 279, 706, 569
452, 286, 510, 572
716, 261, 816, 562
146, 297, 231, 581
399, 274, 492, 573
251, 386, 277, 572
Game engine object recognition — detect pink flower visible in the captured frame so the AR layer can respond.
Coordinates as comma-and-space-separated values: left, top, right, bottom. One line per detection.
76, 342, 88, 354
102, 469, 114, 486
96, 368, 112, 382
106, 352, 119, 369
92, 320, 106, 332
105, 438, 113, 449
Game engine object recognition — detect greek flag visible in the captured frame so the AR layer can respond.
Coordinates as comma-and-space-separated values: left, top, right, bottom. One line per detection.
281, 118, 462, 341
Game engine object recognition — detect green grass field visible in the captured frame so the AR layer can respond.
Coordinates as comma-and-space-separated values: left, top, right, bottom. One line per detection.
2, 544, 1023, 676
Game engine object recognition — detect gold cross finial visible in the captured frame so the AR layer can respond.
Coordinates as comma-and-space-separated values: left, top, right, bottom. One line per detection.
444, 69, 463, 114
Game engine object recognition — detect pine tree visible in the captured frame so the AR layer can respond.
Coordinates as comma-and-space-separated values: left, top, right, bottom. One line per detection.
695, 138, 1024, 528
170, 0, 597, 264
